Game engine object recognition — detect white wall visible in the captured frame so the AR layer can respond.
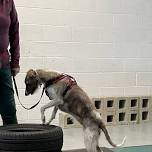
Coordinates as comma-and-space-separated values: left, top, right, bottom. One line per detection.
12, 0, 152, 124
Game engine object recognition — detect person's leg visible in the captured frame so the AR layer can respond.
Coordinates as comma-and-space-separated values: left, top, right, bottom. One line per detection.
0, 68, 18, 125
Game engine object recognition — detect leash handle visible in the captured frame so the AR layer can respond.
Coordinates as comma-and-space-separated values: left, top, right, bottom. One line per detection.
13, 76, 44, 110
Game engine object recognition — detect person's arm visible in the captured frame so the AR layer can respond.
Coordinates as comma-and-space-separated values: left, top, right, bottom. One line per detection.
9, 0, 20, 76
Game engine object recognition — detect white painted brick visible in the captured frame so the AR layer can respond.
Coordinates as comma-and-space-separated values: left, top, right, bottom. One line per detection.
16, 0, 43, 8
124, 87, 150, 96
14, 73, 26, 89
139, 44, 152, 58
17, 8, 43, 25
43, 57, 73, 73
69, 12, 113, 28
72, 58, 101, 73
113, 14, 140, 29
137, 73, 152, 86
20, 25, 44, 41
72, 27, 100, 42
100, 87, 124, 97
99, 28, 113, 43
43, 26, 71, 42
20, 57, 44, 73
16, 105, 28, 121
20, 41, 30, 57
27, 104, 42, 120
81, 87, 100, 98
113, 43, 143, 58
99, 59, 123, 72
112, 28, 146, 43
119, 0, 146, 14
69, 0, 97, 11
144, 1, 152, 16
29, 42, 113, 58
18, 8, 70, 26
16, 0, 69, 10
73, 73, 136, 88
123, 59, 152, 72
99, 73, 136, 87
140, 16, 152, 29
69, 0, 123, 14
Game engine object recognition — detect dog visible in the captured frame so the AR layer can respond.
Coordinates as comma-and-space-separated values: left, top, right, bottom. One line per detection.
25, 69, 126, 152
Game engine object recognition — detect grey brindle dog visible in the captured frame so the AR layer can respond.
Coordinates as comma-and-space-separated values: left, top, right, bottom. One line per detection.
25, 69, 126, 152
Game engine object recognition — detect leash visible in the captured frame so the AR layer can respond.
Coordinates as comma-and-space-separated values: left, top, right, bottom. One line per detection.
12, 76, 45, 110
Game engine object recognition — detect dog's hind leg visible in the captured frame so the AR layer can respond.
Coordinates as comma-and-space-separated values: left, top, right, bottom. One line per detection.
83, 127, 102, 152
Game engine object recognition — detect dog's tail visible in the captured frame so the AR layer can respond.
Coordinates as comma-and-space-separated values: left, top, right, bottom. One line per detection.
99, 119, 126, 147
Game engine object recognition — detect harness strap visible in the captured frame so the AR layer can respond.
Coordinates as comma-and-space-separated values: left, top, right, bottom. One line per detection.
45, 74, 77, 97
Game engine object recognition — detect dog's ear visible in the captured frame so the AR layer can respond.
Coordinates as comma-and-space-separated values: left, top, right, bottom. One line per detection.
27, 69, 37, 78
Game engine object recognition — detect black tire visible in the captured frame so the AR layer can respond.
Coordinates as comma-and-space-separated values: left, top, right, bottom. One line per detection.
0, 124, 63, 152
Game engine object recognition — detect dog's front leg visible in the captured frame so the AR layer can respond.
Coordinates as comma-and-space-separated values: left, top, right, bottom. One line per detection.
40, 99, 62, 124
46, 106, 58, 125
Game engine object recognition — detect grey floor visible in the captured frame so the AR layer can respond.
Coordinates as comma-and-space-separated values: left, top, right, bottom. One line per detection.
62, 122, 152, 151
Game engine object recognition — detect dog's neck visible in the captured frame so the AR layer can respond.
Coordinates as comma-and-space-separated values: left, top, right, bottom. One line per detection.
35, 69, 60, 84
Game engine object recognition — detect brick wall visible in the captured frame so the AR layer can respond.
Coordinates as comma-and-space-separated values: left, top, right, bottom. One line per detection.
9, 0, 152, 125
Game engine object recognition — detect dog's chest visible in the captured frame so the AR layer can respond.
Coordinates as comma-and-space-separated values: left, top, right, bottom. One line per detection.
58, 103, 69, 113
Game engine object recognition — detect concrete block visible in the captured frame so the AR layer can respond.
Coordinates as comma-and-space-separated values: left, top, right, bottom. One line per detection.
128, 97, 140, 111
150, 110, 152, 121
139, 96, 152, 110
103, 111, 116, 126
103, 97, 117, 112
116, 110, 129, 125
116, 97, 129, 110
59, 113, 81, 129
139, 109, 150, 123
92, 98, 104, 111
128, 110, 139, 125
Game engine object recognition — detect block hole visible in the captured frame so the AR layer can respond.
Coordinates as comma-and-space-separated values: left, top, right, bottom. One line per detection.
107, 115, 113, 122
67, 117, 74, 125
131, 99, 138, 107
94, 100, 102, 109
107, 100, 114, 108
119, 100, 126, 109
142, 99, 149, 108
119, 113, 125, 122
142, 111, 148, 120
131, 113, 137, 121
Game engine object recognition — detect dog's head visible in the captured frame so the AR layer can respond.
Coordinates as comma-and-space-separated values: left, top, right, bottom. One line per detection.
25, 69, 40, 96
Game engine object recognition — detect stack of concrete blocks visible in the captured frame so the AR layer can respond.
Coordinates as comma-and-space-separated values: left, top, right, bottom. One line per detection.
59, 96, 152, 129
127, 97, 140, 125
139, 97, 152, 123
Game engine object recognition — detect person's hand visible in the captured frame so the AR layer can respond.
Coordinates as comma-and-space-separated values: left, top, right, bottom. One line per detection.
11, 67, 20, 76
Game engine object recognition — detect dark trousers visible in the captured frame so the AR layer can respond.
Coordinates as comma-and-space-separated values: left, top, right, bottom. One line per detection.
0, 69, 18, 125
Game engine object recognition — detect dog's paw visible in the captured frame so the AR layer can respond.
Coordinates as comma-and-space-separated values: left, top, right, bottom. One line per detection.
45, 121, 50, 125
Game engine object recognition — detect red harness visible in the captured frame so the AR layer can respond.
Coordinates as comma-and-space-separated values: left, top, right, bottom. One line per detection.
45, 74, 77, 96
